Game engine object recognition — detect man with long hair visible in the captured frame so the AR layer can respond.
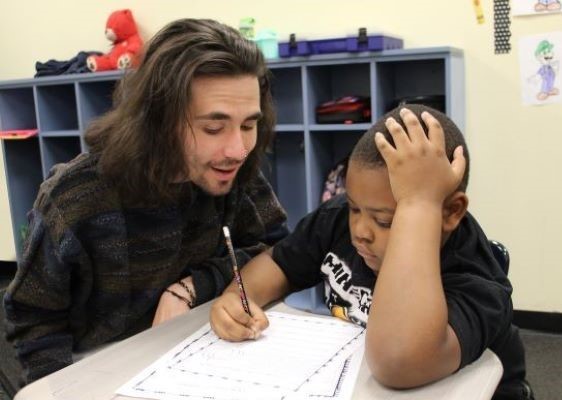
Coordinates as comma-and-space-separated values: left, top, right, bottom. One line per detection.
3, 19, 287, 385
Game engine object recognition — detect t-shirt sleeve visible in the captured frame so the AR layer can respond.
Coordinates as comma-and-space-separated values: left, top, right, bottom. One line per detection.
444, 271, 513, 369
272, 198, 345, 290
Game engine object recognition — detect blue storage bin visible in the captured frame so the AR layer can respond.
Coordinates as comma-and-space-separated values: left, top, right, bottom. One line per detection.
279, 34, 403, 58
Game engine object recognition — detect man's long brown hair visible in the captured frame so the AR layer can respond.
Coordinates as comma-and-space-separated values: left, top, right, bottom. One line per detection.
85, 19, 275, 204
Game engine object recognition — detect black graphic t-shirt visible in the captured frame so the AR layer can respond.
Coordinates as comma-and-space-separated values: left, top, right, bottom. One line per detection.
320, 250, 373, 327
272, 194, 527, 388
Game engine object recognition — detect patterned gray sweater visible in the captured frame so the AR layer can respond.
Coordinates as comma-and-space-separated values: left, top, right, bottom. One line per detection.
3, 153, 288, 384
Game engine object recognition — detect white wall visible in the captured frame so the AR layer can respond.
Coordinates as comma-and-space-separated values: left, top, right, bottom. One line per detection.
0, 146, 16, 260
0, 0, 561, 312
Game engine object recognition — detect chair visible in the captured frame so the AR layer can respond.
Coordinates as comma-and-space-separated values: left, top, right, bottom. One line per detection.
489, 240, 510, 275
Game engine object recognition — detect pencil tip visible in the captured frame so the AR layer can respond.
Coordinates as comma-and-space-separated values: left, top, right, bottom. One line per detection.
222, 226, 230, 238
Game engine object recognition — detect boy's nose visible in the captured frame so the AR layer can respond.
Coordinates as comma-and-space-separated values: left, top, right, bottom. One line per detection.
352, 216, 374, 243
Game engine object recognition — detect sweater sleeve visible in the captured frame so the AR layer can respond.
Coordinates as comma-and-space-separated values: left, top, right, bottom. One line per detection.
3, 202, 84, 384
190, 172, 288, 305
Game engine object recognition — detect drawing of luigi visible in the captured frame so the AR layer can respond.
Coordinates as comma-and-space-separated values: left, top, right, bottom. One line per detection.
533, 40, 559, 101
535, 0, 561, 11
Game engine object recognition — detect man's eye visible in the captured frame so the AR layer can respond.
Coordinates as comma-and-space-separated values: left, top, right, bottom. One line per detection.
241, 124, 256, 131
349, 207, 360, 214
204, 127, 222, 134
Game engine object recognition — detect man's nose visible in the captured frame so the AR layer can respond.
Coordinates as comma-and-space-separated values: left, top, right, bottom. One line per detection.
223, 129, 247, 160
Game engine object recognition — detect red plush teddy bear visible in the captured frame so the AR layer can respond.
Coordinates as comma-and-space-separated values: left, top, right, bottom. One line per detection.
87, 9, 143, 72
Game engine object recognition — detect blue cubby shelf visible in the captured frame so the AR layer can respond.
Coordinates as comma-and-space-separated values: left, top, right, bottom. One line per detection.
0, 48, 465, 313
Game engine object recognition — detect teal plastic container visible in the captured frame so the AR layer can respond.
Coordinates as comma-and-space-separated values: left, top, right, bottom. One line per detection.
255, 29, 279, 59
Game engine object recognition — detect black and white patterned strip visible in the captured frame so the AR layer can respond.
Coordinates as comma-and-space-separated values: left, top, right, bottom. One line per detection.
494, 0, 511, 54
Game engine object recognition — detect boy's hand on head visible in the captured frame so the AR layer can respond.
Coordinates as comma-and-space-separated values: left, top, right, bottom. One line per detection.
374, 108, 466, 206
210, 291, 269, 341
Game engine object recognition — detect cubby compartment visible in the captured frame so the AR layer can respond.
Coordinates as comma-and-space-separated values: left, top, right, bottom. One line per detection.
35, 84, 79, 134
0, 87, 37, 130
77, 80, 117, 129
307, 130, 364, 210
306, 62, 372, 127
269, 132, 307, 230
269, 66, 304, 127
2, 138, 43, 258
39, 136, 82, 178
375, 58, 446, 116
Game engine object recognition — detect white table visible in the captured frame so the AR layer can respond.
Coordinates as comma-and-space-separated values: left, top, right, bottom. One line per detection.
14, 301, 503, 400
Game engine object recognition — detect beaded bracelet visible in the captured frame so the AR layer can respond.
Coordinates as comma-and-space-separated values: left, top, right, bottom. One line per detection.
177, 279, 196, 304
164, 288, 193, 308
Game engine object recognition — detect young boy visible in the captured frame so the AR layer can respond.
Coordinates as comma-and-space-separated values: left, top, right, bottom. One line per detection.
210, 105, 533, 399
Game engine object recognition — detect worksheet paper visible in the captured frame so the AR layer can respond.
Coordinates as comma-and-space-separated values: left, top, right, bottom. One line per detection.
117, 312, 365, 400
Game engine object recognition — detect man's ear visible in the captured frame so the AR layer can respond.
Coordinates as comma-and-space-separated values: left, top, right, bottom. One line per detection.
442, 192, 469, 234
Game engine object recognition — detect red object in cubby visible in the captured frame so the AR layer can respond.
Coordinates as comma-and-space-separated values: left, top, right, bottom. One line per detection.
0, 129, 39, 140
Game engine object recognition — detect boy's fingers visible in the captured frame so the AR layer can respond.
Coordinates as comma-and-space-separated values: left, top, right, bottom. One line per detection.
249, 307, 270, 333
451, 146, 467, 180
385, 116, 410, 148
421, 111, 445, 148
232, 304, 254, 326
374, 132, 395, 161
399, 108, 426, 143
212, 306, 256, 341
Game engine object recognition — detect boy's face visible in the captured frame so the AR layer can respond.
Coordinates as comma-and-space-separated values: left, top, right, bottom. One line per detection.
184, 75, 261, 196
346, 160, 396, 273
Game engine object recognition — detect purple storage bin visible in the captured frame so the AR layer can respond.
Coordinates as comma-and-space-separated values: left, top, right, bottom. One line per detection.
279, 34, 403, 58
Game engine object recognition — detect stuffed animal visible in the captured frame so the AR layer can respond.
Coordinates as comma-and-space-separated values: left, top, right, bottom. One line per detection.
87, 9, 143, 72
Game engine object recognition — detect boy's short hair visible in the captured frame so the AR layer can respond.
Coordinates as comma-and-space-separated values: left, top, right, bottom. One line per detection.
350, 104, 470, 192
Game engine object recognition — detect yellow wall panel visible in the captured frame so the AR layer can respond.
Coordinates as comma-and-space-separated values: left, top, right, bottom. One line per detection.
0, 0, 560, 311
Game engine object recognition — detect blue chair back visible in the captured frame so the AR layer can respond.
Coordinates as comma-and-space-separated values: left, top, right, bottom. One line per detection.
489, 240, 510, 275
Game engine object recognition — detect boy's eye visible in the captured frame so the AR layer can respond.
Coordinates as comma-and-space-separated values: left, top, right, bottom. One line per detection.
349, 207, 360, 214
375, 220, 392, 229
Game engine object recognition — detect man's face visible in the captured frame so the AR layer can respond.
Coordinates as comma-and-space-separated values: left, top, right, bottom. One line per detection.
184, 75, 261, 196
346, 160, 396, 272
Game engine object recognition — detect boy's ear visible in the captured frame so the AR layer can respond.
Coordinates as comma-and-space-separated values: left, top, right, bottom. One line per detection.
442, 192, 469, 234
